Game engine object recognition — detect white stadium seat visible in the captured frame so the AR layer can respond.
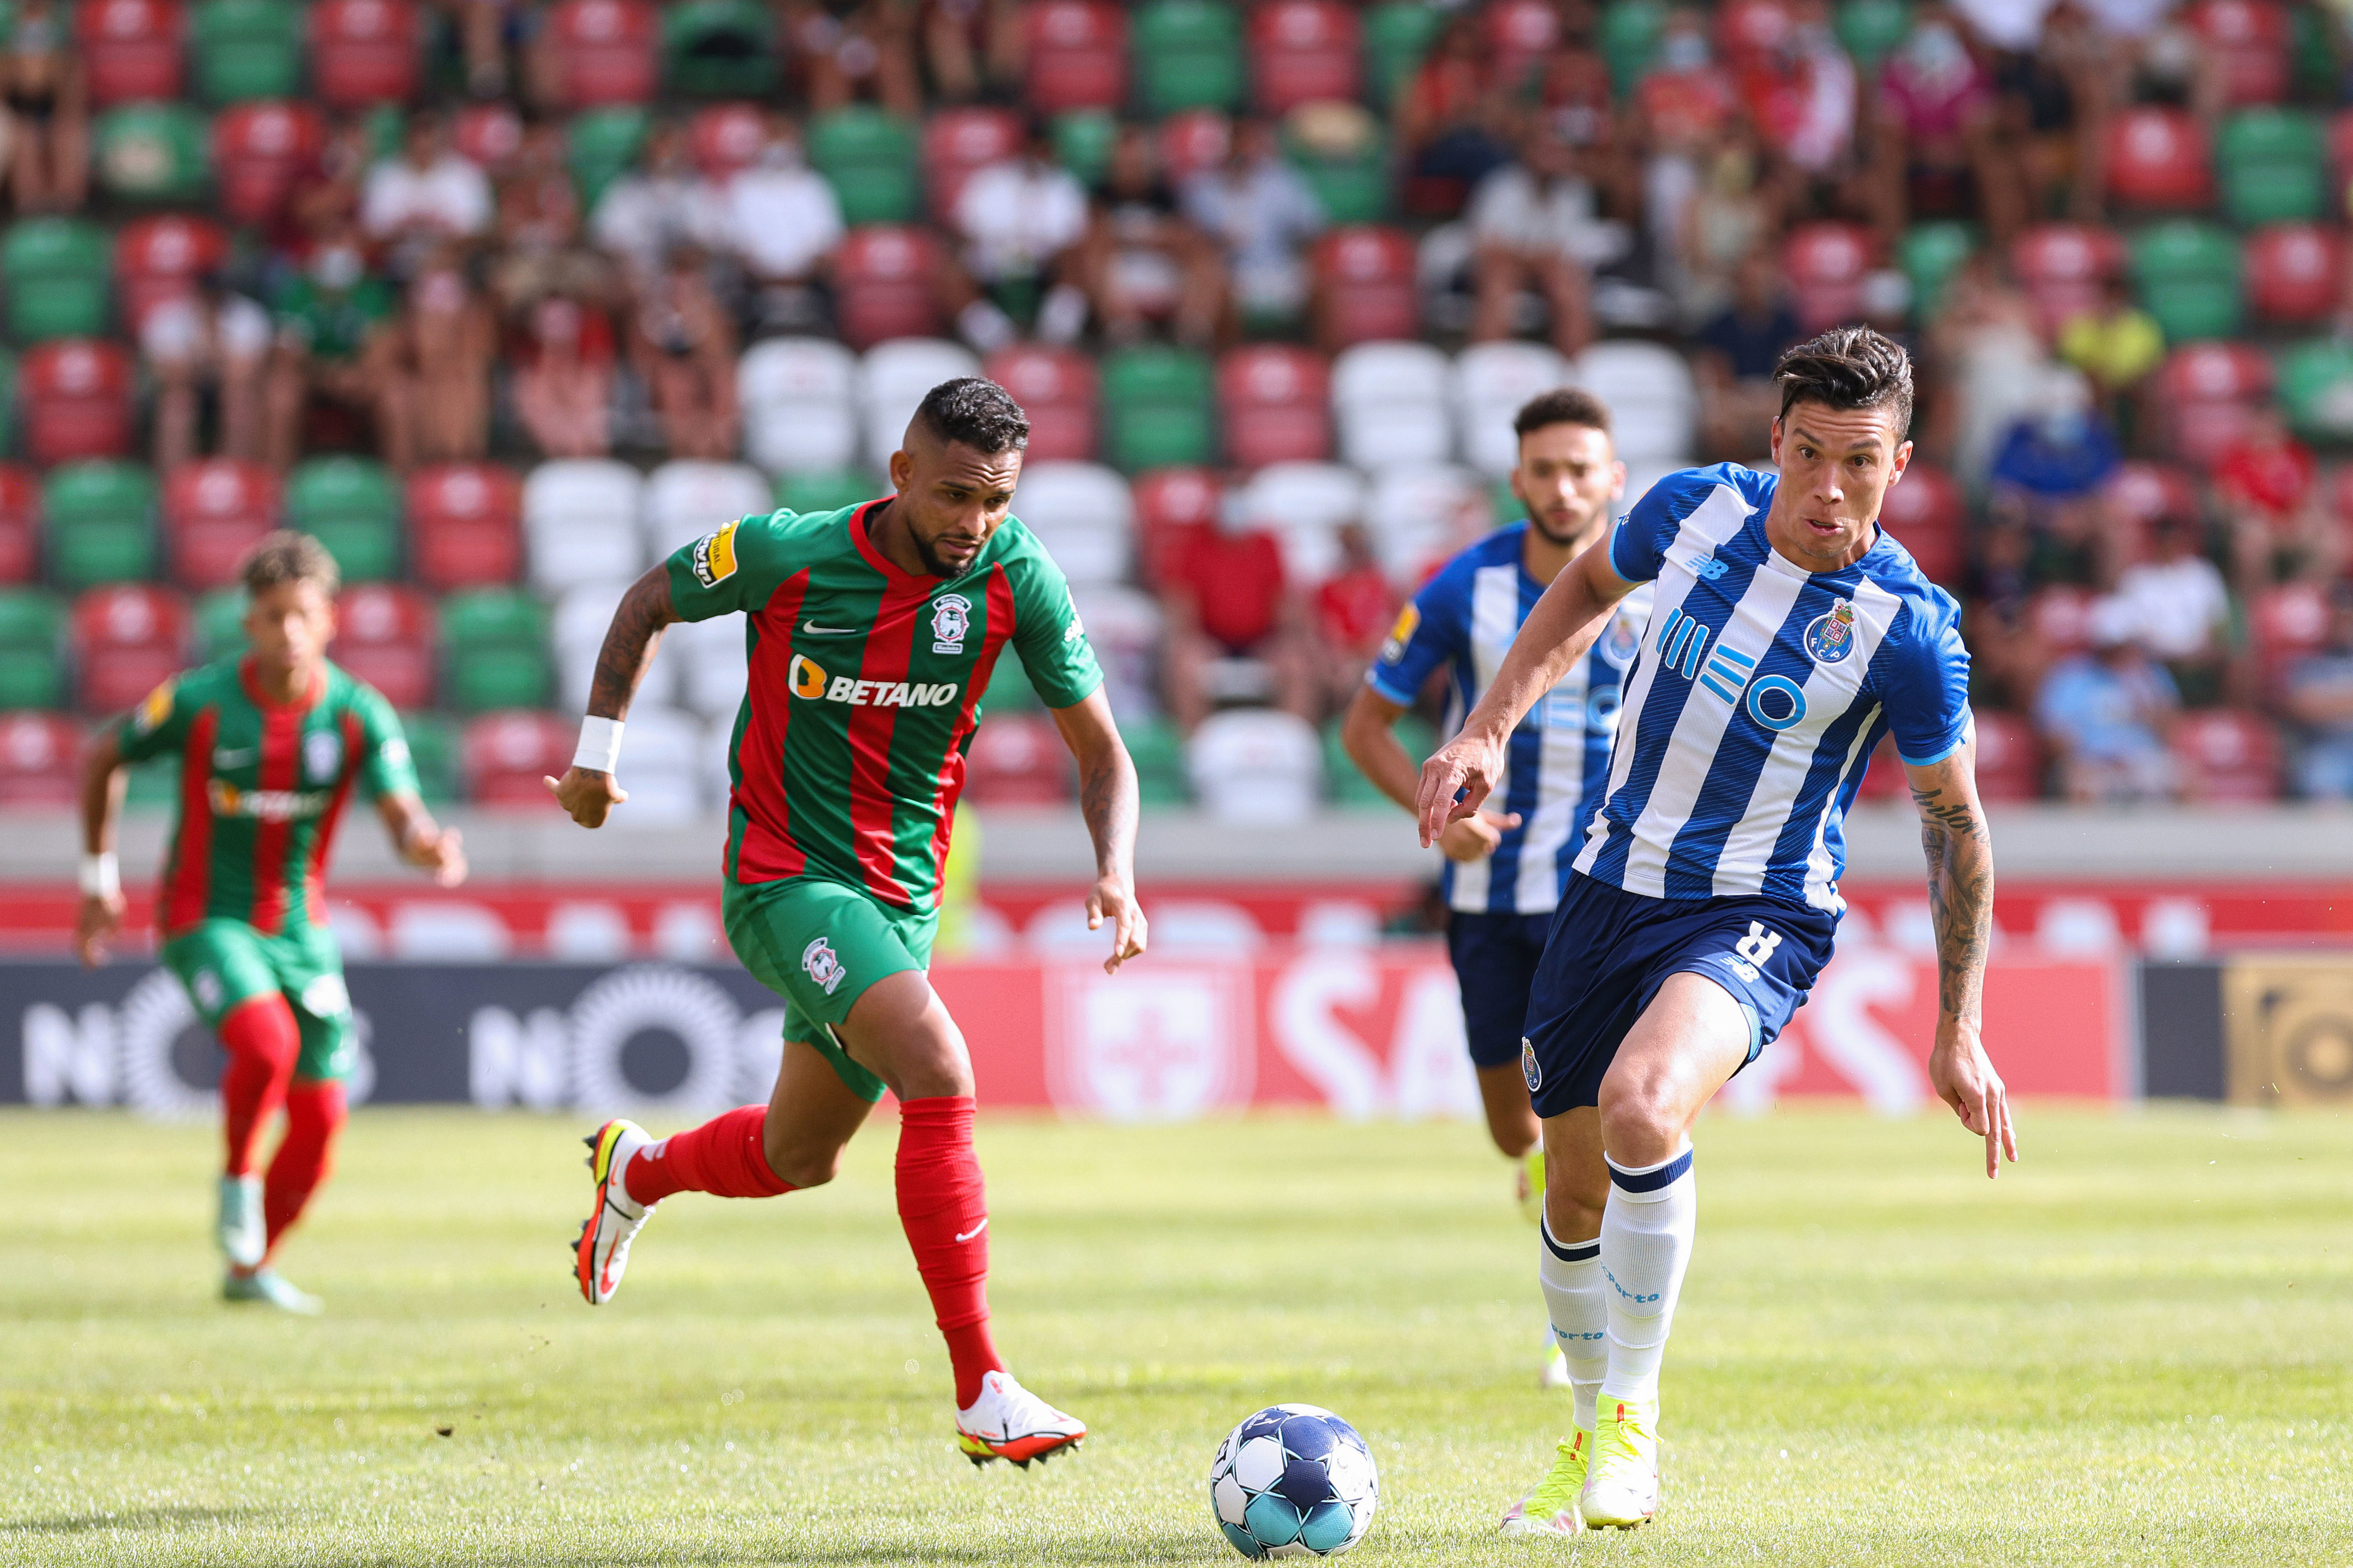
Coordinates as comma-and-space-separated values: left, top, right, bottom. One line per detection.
1069, 582, 1164, 720
553, 579, 674, 712
738, 337, 859, 475
858, 338, 981, 472
642, 459, 772, 558
1573, 341, 1698, 466
605, 703, 706, 825
1237, 461, 1364, 586
1364, 463, 1489, 585
1011, 460, 1134, 588
523, 459, 645, 592
1187, 708, 1324, 824
1453, 342, 1575, 476
658, 611, 750, 721
1331, 341, 1453, 471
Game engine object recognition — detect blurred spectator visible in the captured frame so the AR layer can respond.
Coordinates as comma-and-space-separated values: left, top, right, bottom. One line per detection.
949, 118, 1091, 352
1991, 0, 2108, 225
2213, 408, 2342, 589
446, 0, 516, 98
2057, 274, 2162, 440
491, 121, 604, 310
1466, 132, 1601, 355
144, 276, 274, 472
1872, 4, 2016, 243
2034, 595, 2180, 802
264, 230, 404, 471
1, 0, 85, 212
1678, 129, 1779, 326
1530, 4, 1617, 155
1961, 518, 2046, 706
1987, 368, 2123, 582
1629, 9, 1738, 278
2116, 5, 2221, 127
1079, 123, 1222, 349
1694, 251, 1800, 461
629, 245, 739, 460
722, 112, 845, 335
794, 0, 923, 119
591, 122, 732, 286
512, 290, 617, 458
1725, 0, 1858, 182
921, 0, 1024, 104
2113, 518, 2230, 705
1396, 14, 1516, 215
1310, 523, 1396, 715
362, 113, 496, 277
1181, 119, 1325, 341
1927, 251, 2048, 483
386, 251, 497, 466
1159, 511, 1315, 732
286, 115, 378, 253
2282, 589, 2353, 800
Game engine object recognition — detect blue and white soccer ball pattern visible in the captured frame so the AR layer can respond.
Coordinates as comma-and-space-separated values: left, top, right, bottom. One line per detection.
1208, 1404, 1378, 1559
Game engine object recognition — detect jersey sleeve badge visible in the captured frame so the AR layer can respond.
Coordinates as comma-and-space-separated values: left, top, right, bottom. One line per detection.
132, 678, 175, 735
1379, 602, 1419, 663
691, 521, 741, 587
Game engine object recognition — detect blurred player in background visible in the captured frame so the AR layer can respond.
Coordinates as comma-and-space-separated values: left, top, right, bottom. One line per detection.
75, 533, 468, 1313
1419, 328, 2014, 1533
553, 378, 1145, 1470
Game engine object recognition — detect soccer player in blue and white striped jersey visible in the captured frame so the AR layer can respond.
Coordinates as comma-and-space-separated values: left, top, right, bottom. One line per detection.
1419, 329, 2017, 1535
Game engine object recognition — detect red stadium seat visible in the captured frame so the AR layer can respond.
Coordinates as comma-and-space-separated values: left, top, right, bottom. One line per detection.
1024, 0, 1126, 113
2155, 342, 2273, 468
1218, 345, 1332, 468
461, 711, 574, 806
1313, 226, 1418, 348
834, 225, 946, 349
2249, 580, 2332, 699
959, 711, 1073, 803
2172, 709, 2283, 801
212, 101, 328, 227
74, 0, 184, 110
72, 583, 189, 715
0, 465, 39, 584
163, 459, 281, 591
1783, 222, 1875, 336
114, 215, 230, 333
924, 108, 1022, 226
309, 0, 421, 108
1716, 0, 1792, 59
686, 102, 766, 182
2187, 0, 2290, 108
2105, 106, 2213, 212
1131, 466, 1224, 582
545, 0, 659, 108
2028, 586, 2095, 660
1159, 109, 1232, 181
330, 583, 437, 709
20, 341, 136, 466
0, 712, 84, 804
2011, 222, 2128, 338
2103, 461, 2201, 562
1876, 459, 1964, 586
1249, 0, 1361, 116
2244, 222, 2342, 325
984, 346, 1098, 462
451, 102, 525, 171
1487, 0, 1561, 89
408, 463, 523, 591
1972, 711, 2045, 802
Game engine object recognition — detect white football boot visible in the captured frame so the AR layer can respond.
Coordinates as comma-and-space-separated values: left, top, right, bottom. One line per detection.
954, 1370, 1086, 1467
218, 1174, 265, 1269
222, 1267, 323, 1314
574, 1119, 657, 1305
1580, 1396, 1661, 1529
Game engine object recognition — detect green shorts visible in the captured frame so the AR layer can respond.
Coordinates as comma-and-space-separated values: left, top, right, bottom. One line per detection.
722, 876, 936, 1105
158, 919, 355, 1083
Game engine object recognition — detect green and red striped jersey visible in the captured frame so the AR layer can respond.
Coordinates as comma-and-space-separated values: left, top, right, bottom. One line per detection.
115, 657, 420, 937
667, 499, 1102, 915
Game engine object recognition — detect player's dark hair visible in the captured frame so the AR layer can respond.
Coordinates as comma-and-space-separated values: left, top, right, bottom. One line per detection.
1773, 326, 1914, 436
913, 377, 1031, 455
1513, 386, 1613, 442
240, 531, 342, 598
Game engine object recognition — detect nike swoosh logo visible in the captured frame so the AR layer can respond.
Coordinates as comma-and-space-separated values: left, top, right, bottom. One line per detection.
213, 748, 256, 767
801, 620, 858, 636
954, 1218, 988, 1243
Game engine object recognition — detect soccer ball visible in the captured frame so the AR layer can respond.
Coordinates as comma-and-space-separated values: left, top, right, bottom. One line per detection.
1207, 1403, 1378, 1559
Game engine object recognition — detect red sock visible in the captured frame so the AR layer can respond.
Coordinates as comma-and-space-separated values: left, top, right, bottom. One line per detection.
218, 995, 300, 1177
895, 1094, 1004, 1408
262, 1079, 346, 1260
625, 1105, 794, 1205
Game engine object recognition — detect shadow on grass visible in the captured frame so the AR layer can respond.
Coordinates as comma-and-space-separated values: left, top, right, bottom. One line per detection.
308, 1529, 1212, 1568
2, 1505, 266, 1534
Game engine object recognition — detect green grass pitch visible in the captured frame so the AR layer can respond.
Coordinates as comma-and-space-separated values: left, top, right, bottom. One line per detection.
4, 1105, 2348, 1566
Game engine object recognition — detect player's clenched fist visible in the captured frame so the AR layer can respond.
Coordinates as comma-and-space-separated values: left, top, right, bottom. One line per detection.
547, 766, 628, 828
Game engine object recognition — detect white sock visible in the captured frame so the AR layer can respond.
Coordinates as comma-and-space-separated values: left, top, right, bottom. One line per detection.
1538, 1215, 1608, 1431
1598, 1143, 1697, 1408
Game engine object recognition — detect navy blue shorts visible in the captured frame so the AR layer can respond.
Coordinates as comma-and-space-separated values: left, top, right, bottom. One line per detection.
1519, 873, 1839, 1119
1445, 910, 1555, 1070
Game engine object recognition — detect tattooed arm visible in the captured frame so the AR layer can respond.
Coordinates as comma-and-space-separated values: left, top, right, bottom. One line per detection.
1904, 740, 2017, 1179
546, 565, 680, 829
1049, 686, 1148, 974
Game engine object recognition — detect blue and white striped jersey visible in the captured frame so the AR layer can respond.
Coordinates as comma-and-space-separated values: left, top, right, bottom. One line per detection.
1574, 463, 1972, 913
1368, 523, 1652, 916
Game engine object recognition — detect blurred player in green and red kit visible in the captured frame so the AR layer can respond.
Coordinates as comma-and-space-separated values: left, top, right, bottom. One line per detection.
556, 378, 1146, 1468
75, 533, 468, 1313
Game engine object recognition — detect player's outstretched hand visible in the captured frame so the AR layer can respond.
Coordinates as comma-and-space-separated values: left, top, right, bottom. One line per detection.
1929, 1021, 2017, 1180
74, 890, 125, 968
1415, 732, 1504, 848
403, 822, 469, 887
1088, 873, 1148, 975
1436, 809, 1522, 863
546, 767, 626, 829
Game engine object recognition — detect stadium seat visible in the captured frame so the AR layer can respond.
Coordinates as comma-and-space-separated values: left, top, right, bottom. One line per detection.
1971, 713, 2044, 802
2102, 461, 2198, 561
739, 336, 861, 475
2216, 108, 2324, 226
76, 0, 185, 108
162, 458, 281, 590
553, 580, 662, 710
0, 588, 68, 710
459, 710, 571, 805
1833, 0, 1909, 71
1051, 108, 1118, 186
94, 102, 212, 203
775, 469, 883, 516
114, 215, 228, 333
1599, 0, 1665, 92
1159, 107, 1232, 181
2105, 106, 2213, 212
1134, 0, 1245, 116
959, 712, 1074, 805
523, 460, 645, 593
0, 466, 35, 585
1784, 222, 1875, 336
1452, 341, 1572, 476
809, 107, 921, 228
1363, 1, 1443, 111
1250, 0, 1361, 116
684, 101, 765, 182
608, 702, 707, 821
1237, 460, 1361, 584
660, 611, 746, 719
2249, 579, 2331, 699
661, 0, 777, 100
1364, 463, 1482, 583
408, 462, 523, 590
1108, 712, 1186, 803
923, 108, 1022, 227
2011, 222, 2127, 339
642, 459, 769, 559
329, 583, 435, 709
1574, 341, 1697, 466
192, 587, 245, 659
4, 218, 112, 344
545, 0, 659, 108
1486, 0, 1559, 89
565, 105, 651, 208
0, 350, 14, 459
1283, 114, 1391, 224
2276, 339, 2353, 443
1008, 461, 1134, 587
985, 345, 1099, 463
859, 338, 982, 472
212, 100, 326, 225
21, 341, 135, 467
2188, 0, 2291, 106
2130, 221, 2242, 345
1218, 345, 1331, 468
1025, 0, 1127, 112
1071, 581, 1165, 716
397, 709, 458, 802
1130, 465, 1224, 581
286, 456, 401, 582
451, 102, 525, 171
2245, 223, 2342, 325
1330, 341, 1451, 471
1876, 459, 1964, 586
308, 0, 420, 107
1100, 345, 1216, 471
72, 583, 190, 714
2172, 710, 2283, 801
0, 712, 84, 805
835, 226, 948, 349
1898, 221, 1977, 326
2155, 342, 2272, 467
1187, 708, 1322, 822
1314, 226, 1418, 349
43, 462, 158, 590
191, 0, 301, 102
441, 590, 552, 713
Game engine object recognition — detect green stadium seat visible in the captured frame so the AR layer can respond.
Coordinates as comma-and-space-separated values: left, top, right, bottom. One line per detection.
662, 0, 779, 99
398, 710, 460, 803
775, 469, 884, 515
1052, 110, 1118, 190
1598, 0, 1665, 95
1364, 1, 1444, 110
1835, 0, 1912, 73
2216, 108, 2325, 226
1118, 714, 1191, 807
2131, 221, 2243, 343
286, 456, 403, 583
1133, 0, 1245, 116
1321, 713, 1431, 808
439, 588, 551, 712
194, 589, 247, 661
568, 108, 652, 211
983, 645, 1044, 712
43, 462, 159, 590
0, 348, 13, 455
0, 588, 67, 710
2277, 339, 2353, 442
808, 108, 921, 227
1101, 346, 1215, 471
1899, 221, 1976, 325
191, 0, 303, 104
1287, 122, 1392, 225
3, 219, 112, 344
2292, 2, 2338, 99
94, 103, 212, 204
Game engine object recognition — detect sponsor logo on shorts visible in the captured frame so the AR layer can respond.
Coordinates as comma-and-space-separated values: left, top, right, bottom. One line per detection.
1803, 598, 1858, 664
1722, 920, 1782, 983
1379, 602, 1419, 664
298, 973, 350, 1018
789, 652, 960, 708
801, 938, 846, 995
929, 592, 971, 654
303, 728, 344, 784
1521, 1036, 1542, 1092
690, 522, 740, 588
192, 968, 223, 1012
134, 679, 175, 735
208, 780, 333, 820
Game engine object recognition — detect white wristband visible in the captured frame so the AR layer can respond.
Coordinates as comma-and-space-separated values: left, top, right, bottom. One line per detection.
572, 715, 624, 775
80, 852, 120, 900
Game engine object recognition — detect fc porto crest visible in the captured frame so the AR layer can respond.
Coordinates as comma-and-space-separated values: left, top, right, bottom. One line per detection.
1803, 598, 1858, 665
930, 592, 972, 655
1521, 1037, 1542, 1092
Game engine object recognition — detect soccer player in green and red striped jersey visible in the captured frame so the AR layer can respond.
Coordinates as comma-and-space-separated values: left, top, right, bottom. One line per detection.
76, 533, 468, 1313
556, 378, 1146, 1470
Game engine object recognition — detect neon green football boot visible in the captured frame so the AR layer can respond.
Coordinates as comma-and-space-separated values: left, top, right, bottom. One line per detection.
1498, 1428, 1592, 1535
1580, 1396, 1660, 1529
